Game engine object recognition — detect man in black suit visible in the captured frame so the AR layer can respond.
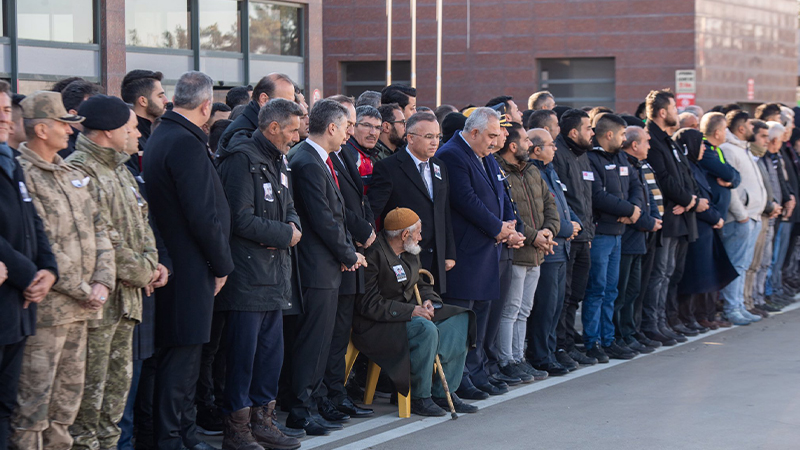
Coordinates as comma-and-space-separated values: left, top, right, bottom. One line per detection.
286, 99, 366, 436
315, 97, 376, 422
0, 79, 58, 450
143, 71, 234, 450
368, 112, 456, 295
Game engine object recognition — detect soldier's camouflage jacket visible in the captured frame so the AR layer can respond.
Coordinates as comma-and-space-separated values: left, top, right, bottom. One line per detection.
66, 133, 158, 326
17, 143, 116, 327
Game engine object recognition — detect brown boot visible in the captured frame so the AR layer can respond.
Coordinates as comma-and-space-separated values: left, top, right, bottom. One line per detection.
223, 408, 265, 450
250, 401, 301, 450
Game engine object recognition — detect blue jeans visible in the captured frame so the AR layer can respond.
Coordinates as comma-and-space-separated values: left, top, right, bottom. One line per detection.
720, 219, 759, 313
583, 234, 621, 348
767, 222, 793, 296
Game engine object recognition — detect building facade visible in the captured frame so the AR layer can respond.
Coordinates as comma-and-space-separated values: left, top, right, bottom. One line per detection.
4, 0, 322, 97
322, 0, 798, 113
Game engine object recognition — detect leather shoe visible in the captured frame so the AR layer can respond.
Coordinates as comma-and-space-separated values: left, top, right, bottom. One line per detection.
490, 370, 522, 386
189, 442, 220, 450
670, 323, 699, 336
317, 398, 350, 423
476, 382, 507, 395
634, 333, 662, 348
286, 416, 330, 436
533, 362, 569, 376
274, 419, 305, 439
433, 393, 478, 414
455, 385, 489, 400
660, 326, 688, 342
685, 321, 709, 333
410, 397, 446, 416
487, 374, 509, 390
624, 338, 655, 354
714, 318, 732, 328
567, 349, 598, 366
309, 413, 343, 430
697, 319, 719, 330
643, 329, 677, 346
336, 397, 373, 417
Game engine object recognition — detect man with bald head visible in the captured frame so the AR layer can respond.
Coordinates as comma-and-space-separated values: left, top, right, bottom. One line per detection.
678, 112, 699, 130
218, 73, 296, 153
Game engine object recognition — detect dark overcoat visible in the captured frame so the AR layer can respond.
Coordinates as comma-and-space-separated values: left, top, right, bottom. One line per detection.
352, 233, 475, 396
368, 148, 456, 294
434, 132, 514, 301
215, 130, 301, 311
0, 154, 57, 345
142, 111, 234, 347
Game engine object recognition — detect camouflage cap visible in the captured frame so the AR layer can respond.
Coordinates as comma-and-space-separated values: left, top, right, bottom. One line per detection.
21, 91, 84, 123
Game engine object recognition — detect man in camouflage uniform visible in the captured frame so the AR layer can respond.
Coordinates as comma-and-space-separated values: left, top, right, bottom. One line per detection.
10, 91, 117, 450
66, 95, 159, 450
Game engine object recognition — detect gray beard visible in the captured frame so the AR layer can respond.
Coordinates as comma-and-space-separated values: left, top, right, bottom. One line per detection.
404, 239, 422, 255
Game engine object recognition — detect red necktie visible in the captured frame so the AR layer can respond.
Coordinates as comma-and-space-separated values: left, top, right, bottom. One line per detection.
326, 156, 340, 189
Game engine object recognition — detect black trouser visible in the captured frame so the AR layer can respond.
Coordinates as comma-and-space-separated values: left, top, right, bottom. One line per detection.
527, 261, 566, 365
445, 299, 491, 388
320, 294, 356, 406
666, 239, 689, 327
196, 311, 227, 410
557, 241, 591, 352
0, 338, 26, 450
693, 292, 716, 323
289, 287, 338, 420
615, 254, 642, 341
277, 315, 298, 409
134, 356, 157, 450
154, 344, 203, 450
485, 254, 513, 375
634, 233, 658, 332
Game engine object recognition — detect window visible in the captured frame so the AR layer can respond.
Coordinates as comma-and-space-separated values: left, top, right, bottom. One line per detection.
200, 0, 241, 52
341, 61, 410, 98
538, 58, 616, 109
249, 2, 302, 56
18, 0, 95, 44
126, 0, 190, 49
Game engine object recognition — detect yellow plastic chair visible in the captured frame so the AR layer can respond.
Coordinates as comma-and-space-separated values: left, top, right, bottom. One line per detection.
344, 339, 411, 418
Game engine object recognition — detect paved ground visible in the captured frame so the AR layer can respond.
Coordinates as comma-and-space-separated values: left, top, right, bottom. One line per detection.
204, 304, 800, 450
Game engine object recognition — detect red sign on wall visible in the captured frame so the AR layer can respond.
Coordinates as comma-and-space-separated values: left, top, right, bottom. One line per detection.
676, 93, 696, 108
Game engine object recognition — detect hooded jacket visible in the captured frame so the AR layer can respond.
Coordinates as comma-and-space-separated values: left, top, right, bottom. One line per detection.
215, 129, 301, 312
719, 129, 767, 222
67, 134, 158, 326
495, 154, 560, 266
217, 100, 260, 154
552, 133, 594, 241
17, 145, 116, 327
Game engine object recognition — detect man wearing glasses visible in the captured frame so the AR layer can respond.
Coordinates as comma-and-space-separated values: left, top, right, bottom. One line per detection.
344, 105, 384, 191
369, 112, 456, 296
373, 103, 407, 162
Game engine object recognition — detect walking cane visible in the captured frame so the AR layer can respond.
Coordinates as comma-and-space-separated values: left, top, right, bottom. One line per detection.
413, 269, 458, 420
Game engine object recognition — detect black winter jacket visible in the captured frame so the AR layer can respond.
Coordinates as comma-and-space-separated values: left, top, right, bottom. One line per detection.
587, 148, 644, 236
215, 130, 301, 312
552, 134, 594, 241
217, 100, 260, 155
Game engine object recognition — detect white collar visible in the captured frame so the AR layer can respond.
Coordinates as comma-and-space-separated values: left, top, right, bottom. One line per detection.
305, 137, 329, 162
405, 147, 428, 166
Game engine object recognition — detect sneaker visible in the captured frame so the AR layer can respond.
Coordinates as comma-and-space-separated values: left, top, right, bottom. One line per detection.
602, 342, 636, 360
725, 310, 751, 326
615, 339, 639, 355
567, 349, 598, 366
518, 360, 549, 380
489, 371, 520, 386
624, 337, 655, 354
585, 343, 609, 364
740, 308, 762, 322
762, 302, 782, 312
555, 349, 579, 371
499, 363, 533, 383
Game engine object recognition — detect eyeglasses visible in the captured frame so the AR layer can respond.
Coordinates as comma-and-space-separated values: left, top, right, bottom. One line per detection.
408, 132, 443, 141
385, 119, 406, 126
356, 122, 382, 132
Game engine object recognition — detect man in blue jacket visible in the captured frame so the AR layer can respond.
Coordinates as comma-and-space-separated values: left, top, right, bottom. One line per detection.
435, 107, 524, 399
584, 114, 644, 361
616, 126, 662, 354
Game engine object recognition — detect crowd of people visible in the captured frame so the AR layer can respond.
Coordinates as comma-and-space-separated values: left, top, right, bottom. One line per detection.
1, 67, 800, 450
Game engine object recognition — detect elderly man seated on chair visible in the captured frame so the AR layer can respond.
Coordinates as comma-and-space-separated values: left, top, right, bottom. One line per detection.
352, 208, 477, 416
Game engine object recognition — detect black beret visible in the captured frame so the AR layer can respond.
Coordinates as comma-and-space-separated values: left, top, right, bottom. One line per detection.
78, 95, 131, 131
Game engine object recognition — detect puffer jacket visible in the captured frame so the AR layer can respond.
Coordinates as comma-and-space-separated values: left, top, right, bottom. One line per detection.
215, 129, 302, 311
17, 144, 116, 327
67, 134, 158, 326
495, 155, 560, 266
